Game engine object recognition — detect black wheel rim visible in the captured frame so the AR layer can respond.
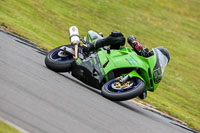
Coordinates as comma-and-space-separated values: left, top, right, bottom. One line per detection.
50, 48, 73, 62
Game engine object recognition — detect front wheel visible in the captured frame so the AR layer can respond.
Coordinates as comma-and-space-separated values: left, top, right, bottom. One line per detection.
45, 45, 74, 72
101, 78, 145, 101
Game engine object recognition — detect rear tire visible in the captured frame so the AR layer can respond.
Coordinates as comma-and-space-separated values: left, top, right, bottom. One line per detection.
101, 78, 145, 101
45, 45, 74, 72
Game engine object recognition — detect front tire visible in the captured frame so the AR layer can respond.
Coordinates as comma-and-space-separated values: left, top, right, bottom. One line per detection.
101, 78, 145, 101
45, 45, 74, 72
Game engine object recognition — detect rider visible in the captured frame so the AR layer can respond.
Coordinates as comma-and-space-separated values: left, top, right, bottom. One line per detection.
83, 31, 151, 57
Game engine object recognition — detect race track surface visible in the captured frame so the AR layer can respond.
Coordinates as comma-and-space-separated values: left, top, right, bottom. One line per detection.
0, 31, 195, 133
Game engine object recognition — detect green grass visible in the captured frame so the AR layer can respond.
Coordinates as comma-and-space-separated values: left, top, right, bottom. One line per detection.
0, 0, 200, 130
0, 121, 21, 133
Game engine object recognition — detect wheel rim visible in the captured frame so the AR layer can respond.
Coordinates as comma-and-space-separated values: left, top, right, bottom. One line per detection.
50, 48, 73, 62
106, 79, 140, 93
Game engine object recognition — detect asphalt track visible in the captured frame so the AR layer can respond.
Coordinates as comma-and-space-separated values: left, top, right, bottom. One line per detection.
0, 30, 196, 133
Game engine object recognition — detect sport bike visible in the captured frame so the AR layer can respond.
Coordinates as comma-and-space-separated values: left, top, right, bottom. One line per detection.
45, 26, 170, 101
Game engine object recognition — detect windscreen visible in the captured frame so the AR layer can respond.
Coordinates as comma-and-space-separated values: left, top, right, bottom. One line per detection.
152, 48, 169, 83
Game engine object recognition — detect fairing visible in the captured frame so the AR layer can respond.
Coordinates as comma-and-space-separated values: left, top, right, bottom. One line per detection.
87, 30, 103, 43
152, 48, 169, 84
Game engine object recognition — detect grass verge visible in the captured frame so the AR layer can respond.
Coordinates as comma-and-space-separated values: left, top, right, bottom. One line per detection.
0, 121, 21, 133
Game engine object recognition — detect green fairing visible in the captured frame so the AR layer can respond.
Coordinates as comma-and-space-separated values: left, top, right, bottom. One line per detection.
128, 71, 144, 82
88, 30, 99, 43
87, 30, 163, 92
97, 48, 158, 91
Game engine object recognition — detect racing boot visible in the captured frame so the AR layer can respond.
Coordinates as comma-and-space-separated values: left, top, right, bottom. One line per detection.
128, 35, 150, 57
128, 35, 137, 47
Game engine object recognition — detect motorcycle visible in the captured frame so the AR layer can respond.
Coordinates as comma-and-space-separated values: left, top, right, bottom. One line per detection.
45, 26, 170, 101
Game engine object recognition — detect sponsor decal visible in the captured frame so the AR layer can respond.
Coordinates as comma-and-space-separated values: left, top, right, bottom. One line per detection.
129, 58, 137, 65
153, 68, 162, 84
125, 58, 132, 65
76, 58, 82, 64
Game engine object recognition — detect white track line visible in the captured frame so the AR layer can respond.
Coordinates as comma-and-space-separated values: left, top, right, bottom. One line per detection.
0, 117, 29, 133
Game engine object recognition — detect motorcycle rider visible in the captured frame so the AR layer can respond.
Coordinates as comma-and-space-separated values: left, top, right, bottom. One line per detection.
83, 31, 151, 57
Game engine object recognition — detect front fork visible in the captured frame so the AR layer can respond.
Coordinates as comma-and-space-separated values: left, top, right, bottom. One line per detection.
118, 71, 144, 84
74, 44, 79, 59
119, 75, 130, 85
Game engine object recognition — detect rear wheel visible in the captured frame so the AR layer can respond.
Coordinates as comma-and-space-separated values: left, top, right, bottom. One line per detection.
45, 45, 74, 72
101, 78, 145, 101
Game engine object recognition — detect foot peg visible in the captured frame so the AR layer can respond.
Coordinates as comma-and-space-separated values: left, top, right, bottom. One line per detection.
139, 91, 147, 99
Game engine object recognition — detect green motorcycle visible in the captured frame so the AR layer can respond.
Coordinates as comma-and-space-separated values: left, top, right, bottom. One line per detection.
45, 26, 170, 101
